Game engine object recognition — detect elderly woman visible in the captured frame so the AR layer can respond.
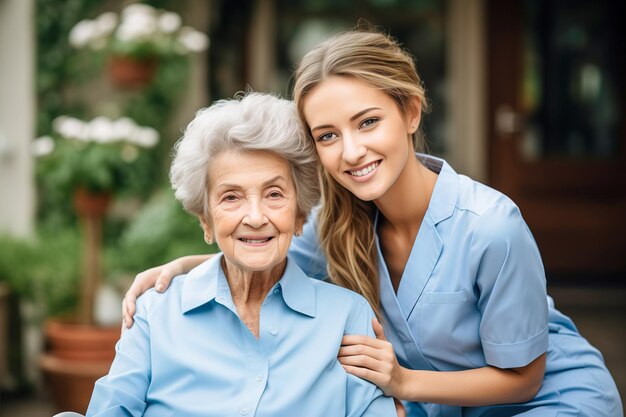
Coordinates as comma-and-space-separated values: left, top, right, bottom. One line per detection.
84, 93, 395, 417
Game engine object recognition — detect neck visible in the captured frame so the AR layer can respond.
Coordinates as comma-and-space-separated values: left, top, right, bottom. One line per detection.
374, 152, 437, 234
222, 258, 285, 306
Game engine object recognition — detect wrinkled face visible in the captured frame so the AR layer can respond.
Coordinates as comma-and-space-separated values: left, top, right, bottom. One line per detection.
303, 76, 419, 202
201, 150, 304, 274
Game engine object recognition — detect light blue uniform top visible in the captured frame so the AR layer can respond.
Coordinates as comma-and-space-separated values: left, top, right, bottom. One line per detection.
87, 254, 395, 417
290, 154, 623, 417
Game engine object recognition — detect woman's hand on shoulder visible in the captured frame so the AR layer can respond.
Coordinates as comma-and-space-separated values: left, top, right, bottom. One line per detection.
338, 318, 408, 399
122, 255, 210, 330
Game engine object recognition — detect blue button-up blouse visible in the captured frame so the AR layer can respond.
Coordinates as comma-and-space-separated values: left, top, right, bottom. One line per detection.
86, 254, 395, 417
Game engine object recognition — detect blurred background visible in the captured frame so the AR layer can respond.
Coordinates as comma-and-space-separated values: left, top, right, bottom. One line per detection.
0, 0, 624, 415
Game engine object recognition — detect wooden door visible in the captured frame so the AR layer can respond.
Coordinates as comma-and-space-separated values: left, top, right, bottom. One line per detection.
487, 0, 626, 276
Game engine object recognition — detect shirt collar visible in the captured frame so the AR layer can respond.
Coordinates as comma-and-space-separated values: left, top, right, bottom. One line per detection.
416, 153, 458, 225
181, 253, 316, 318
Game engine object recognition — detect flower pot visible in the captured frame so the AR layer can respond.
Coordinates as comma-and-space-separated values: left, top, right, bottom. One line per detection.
44, 319, 119, 362
107, 55, 158, 89
73, 188, 111, 218
40, 319, 119, 414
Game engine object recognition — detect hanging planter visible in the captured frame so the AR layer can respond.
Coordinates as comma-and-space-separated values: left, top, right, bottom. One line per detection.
107, 55, 158, 89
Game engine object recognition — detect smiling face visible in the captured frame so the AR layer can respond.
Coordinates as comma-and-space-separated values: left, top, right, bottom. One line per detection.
302, 76, 420, 202
201, 150, 304, 275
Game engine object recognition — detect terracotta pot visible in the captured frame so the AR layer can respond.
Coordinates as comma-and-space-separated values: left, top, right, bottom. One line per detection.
44, 319, 119, 362
40, 319, 120, 413
107, 55, 158, 89
40, 353, 112, 414
73, 188, 111, 218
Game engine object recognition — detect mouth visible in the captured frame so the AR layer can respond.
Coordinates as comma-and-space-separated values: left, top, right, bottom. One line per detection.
346, 160, 381, 177
238, 237, 274, 245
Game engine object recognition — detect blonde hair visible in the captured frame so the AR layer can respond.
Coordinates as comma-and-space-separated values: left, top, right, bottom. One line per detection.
293, 29, 429, 319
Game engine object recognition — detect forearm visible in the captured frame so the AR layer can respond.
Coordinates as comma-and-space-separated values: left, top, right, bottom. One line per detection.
179, 254, 213, 270
398, 354, 546, 407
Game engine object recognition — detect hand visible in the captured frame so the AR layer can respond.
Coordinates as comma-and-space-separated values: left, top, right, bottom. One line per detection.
121, 261, 184, 330
338, 318, 406, 398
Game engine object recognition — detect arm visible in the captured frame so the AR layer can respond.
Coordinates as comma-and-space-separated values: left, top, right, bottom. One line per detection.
344, 302, 398, 417
339, 321, 545, 406
340, 204, 549, 407
87, 297, 153, 416
122, 254, 211, 328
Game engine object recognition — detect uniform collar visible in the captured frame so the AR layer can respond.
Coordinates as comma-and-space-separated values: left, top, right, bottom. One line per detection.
181, 253, 316, 318
416, 153, 458, 225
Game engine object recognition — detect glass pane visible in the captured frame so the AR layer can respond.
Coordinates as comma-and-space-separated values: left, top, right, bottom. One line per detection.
521, 0, 624, 160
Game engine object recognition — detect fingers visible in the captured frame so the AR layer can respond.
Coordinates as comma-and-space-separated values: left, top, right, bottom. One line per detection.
338, 343, 380, 360
155, 268, 177, 292
341, 334, 386, 349
122, 290, 137, 329
341, 363, 383, 384
372, 318, 387, 341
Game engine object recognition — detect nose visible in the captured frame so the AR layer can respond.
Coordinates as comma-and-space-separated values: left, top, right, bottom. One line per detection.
341, 133, 366, 164
242, 199, 267, 228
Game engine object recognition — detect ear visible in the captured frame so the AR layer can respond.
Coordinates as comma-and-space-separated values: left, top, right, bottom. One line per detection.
294, 212, 306, 237
199, 215, 214, 244
406, 97, 422, 135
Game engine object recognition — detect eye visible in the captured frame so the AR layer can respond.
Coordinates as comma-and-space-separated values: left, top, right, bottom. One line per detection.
223, 194, 238, 202
267, 190, 284, 199
360, 118, 379, 129
316, 132, 337, 142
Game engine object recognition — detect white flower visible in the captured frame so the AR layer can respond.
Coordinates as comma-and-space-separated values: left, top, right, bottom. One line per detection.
131, 127, 159, 148
53, 116, 86, 140
116, 13, 158, 42
112, 117, 139, 141
87, 116, 117, 143
121, 3, 157, 20
95, 12, 118, 37
158, 11, 182, 34
31, 136, 55, 157
69, 20, 97, 48
177, 27, 209, 53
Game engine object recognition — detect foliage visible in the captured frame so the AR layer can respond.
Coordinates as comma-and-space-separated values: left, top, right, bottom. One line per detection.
35, 1, 200, 227
68, 3, 208, 59
106, 189, 216, 276
35, 116, 159, 195
0, 228, 81, 321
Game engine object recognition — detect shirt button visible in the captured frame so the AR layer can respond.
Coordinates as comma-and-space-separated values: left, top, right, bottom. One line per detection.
256, 374, 263, 381
273, 288, 280, 295
240, 408, 249, 415
269, 327, 278, 336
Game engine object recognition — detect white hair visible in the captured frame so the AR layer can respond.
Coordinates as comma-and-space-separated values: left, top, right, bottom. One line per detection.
170, 92, 320, 218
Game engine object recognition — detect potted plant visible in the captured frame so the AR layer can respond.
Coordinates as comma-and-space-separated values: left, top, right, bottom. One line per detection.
68, 3, 209, 88
33, 115, 159, 413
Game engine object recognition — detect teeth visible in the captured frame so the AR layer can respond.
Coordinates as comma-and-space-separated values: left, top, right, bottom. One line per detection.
349, 161, 379, 177
240, 238, 270, 243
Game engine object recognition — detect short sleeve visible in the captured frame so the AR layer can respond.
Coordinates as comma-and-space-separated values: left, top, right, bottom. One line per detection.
344, 299, 397, 417
289, 206, 328, 280
86, 296, 152, 416
471, 204, 548, 369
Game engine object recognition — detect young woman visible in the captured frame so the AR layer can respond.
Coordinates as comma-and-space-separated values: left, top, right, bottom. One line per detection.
123, 30, 623, 417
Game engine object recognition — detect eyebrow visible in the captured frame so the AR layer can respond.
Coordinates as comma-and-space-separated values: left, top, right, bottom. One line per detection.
214, 175, 287, 193
310, 107, 382, 132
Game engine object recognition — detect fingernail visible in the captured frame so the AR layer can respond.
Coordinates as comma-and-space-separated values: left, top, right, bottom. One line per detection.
156, 283, 164, 292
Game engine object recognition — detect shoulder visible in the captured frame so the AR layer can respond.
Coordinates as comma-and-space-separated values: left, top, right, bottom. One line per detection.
456, 174, 516, 217
310, 279, 371, 315
447, 175, 535, 254
134, 275, 186, 318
